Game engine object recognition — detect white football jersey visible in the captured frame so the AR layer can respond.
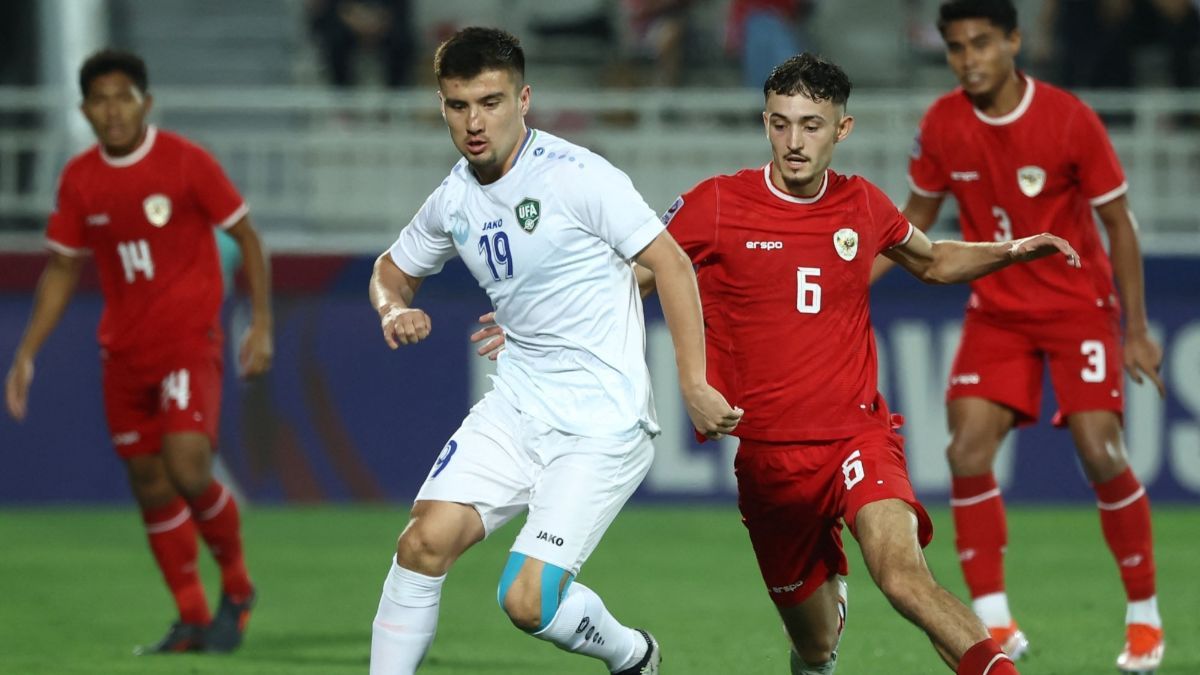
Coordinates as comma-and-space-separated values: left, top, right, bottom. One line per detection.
389, 129, 664, 439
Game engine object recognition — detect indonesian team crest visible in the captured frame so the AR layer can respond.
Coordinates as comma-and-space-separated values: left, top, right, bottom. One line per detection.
143, 194, 172, 227
1017, 166, 1046, 197
834, 228, 858, 261
515, 198, 541, 233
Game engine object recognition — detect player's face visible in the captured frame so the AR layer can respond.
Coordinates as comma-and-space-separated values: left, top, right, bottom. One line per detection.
80, 71, 152, 156
942, 19, 1021, 98
762, 92, 853, 196
439, 68, 531, 184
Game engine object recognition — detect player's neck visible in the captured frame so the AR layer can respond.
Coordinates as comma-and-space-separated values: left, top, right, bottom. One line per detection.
970, 72, 1026, 118
101, 125, 149, 158
474, 125, 531, 185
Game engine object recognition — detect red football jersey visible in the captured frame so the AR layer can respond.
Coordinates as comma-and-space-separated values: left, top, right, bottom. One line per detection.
46, 126, 247, 358
667, 166, 913, 441
909, 76, 1124, 316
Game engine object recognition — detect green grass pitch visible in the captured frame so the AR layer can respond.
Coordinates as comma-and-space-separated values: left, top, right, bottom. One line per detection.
0, 505, 1195, 674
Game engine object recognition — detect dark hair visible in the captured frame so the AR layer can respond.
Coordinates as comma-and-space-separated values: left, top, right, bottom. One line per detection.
763, 53, 852, 107
79, 49, 148, 97
434, 27, 525, 83
937, 0, 1018, 35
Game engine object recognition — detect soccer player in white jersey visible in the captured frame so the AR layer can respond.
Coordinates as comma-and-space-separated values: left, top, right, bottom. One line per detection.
367, 27, 743, 675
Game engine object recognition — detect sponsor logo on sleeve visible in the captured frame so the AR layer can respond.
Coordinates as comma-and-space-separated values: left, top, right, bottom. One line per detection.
661, 195, 685, 225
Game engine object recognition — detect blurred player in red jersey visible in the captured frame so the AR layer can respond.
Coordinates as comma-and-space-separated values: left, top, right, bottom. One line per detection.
871, 2, 1167, 671
4, 50, 272, 655
474, 52, 1083, 674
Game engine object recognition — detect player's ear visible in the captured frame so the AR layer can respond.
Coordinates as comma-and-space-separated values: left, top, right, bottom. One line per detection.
142, 92, 154, 116
835, 113, 854, 143
436, 89, 446, 121
1007, 27, 1022, 56
518, 84, 531, 117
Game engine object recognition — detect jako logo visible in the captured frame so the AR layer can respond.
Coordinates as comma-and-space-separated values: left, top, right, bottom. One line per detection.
746, 241, 784, 250
536, 530, 564, 546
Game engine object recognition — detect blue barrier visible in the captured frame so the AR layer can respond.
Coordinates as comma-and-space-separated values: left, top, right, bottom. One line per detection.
1, 255, 1197, 504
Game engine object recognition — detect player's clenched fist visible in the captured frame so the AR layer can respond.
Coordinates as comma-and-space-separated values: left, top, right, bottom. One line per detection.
683, 382, 744, 440
1007, 233, 1081, 268
380, 305, 432, 349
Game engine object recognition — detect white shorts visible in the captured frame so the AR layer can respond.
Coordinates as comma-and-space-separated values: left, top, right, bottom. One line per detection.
415, 389, 654, 574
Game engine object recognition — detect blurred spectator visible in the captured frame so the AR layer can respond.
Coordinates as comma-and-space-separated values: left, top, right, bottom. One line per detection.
1036, 0, 1199, 89
307, 0, 415, 88
626, 0, 696, 87
727, 0, 818, 88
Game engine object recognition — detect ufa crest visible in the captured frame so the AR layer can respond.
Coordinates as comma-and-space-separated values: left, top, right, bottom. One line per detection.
1017, 166, 1046, 197
834, 228, 858, 261
515, 197, 541, 233
143, 194, 172, 227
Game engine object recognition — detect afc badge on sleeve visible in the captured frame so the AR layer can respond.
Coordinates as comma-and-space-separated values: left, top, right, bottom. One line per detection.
661, 196, 685, 225
1017, 166, 1046, 197
834, 228, 858, 261
142, 194, 172, 227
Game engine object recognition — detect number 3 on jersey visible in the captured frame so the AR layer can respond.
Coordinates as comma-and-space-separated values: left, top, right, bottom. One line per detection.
117, 239, 155, 283
797, 266, 821, 314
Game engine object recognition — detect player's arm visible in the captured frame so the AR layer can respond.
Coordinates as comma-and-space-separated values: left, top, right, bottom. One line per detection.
1096, 195, 1165, 396
224, 216, 274, 377
5, 252, 85, 420
634, 231, 742, 439
870, 191, 943, 283
370, 253, 430, 349
884, 226, 1080, 284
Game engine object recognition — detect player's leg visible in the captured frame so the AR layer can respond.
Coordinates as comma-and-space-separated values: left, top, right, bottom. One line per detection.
854, 499, 1016, 674
498, 424, 657, 673
945, 313, 1041, 656
777, 576, 846, 674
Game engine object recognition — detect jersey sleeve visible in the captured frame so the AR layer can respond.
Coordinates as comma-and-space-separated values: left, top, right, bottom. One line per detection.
186, 144, 248, 229
907, 107, 949, 198
387, 187, 457, 277
561, 156, 664, 260
663, 178, 719, 264
1069, 102, 1128, 206
45, 165, 87, 257
864, 180, 914, 253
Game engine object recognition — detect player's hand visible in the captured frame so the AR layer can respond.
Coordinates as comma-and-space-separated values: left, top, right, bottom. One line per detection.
469, 312, 506, 361
682, 383, 744, 440
1007, 233, 1081, 268
5, 354, 34, 421
1124, 330, 1165, 398
380, 304, 431, 349
238, 323, 274, 378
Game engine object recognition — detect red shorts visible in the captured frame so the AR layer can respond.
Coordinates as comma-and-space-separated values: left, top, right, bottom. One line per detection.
101, 345, 223, 458
735, 426, 933, 608
947, 309, 1124, 427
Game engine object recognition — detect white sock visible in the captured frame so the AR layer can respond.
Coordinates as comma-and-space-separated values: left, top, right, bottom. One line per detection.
533, 582, 644, 671
1126, 596, 1161, 627
370, 558, 446, 675
972, 592, 1013, 628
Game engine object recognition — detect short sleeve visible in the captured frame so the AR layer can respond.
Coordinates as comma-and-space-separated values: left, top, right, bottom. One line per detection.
186, 144, 248, 229
663, 178, 719, 265
45, 166, 87, 257
864, 181, 914, 253
387, 188, 457, 277
907, 109, 949, 198
561, 155, 664, 260
1069, 103, 1128, 206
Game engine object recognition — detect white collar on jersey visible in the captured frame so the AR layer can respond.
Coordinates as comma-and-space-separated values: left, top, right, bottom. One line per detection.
100, 125, 158, 168
762, 164, 828, 204
972, 76, 1035, 126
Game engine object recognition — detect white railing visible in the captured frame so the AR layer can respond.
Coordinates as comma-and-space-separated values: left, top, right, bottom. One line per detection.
1, 86, 1198, 253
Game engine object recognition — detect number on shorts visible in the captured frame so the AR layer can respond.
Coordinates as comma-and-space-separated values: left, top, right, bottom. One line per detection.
431, 440, 458, 478
796, 267, 822, 314
1081, 339, 1106, 383
842, 449, 865, 490
161, 369, 191, 411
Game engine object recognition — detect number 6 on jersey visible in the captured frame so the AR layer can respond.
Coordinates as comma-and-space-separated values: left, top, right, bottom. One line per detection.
797, 266, 821, 314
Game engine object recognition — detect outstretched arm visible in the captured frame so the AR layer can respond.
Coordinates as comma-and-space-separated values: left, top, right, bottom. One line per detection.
1096, 195, 1164, 397
370, 253, 429, 349
6, 252, 84, 420
885, 226, 1080, 285
224, 216, 274, 377
634, 231, 742, 439
871, 191, 943, 283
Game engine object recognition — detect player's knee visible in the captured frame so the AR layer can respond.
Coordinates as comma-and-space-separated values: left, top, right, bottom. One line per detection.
945, 433, 994, 475
792, 635, 838, 668
395, 526, 453, 575
875, 566, 927, 614
124, 456, 175, 506
791, 647, 838, 675
500, 586, 543, 632
496, 553, 573, 633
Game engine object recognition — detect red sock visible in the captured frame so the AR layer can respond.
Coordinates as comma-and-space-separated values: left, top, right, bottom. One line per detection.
187, 481, 253, 600
1094, 468, 1156, 601
958, 638, 1018, 674
951, 473, 1007, 599
142, 498, 209, 625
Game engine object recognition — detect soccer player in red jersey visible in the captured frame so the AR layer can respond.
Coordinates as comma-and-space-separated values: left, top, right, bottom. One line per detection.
476, 52, 1080, 674
872, 2, 1167, 671
4, 50, 272, 654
